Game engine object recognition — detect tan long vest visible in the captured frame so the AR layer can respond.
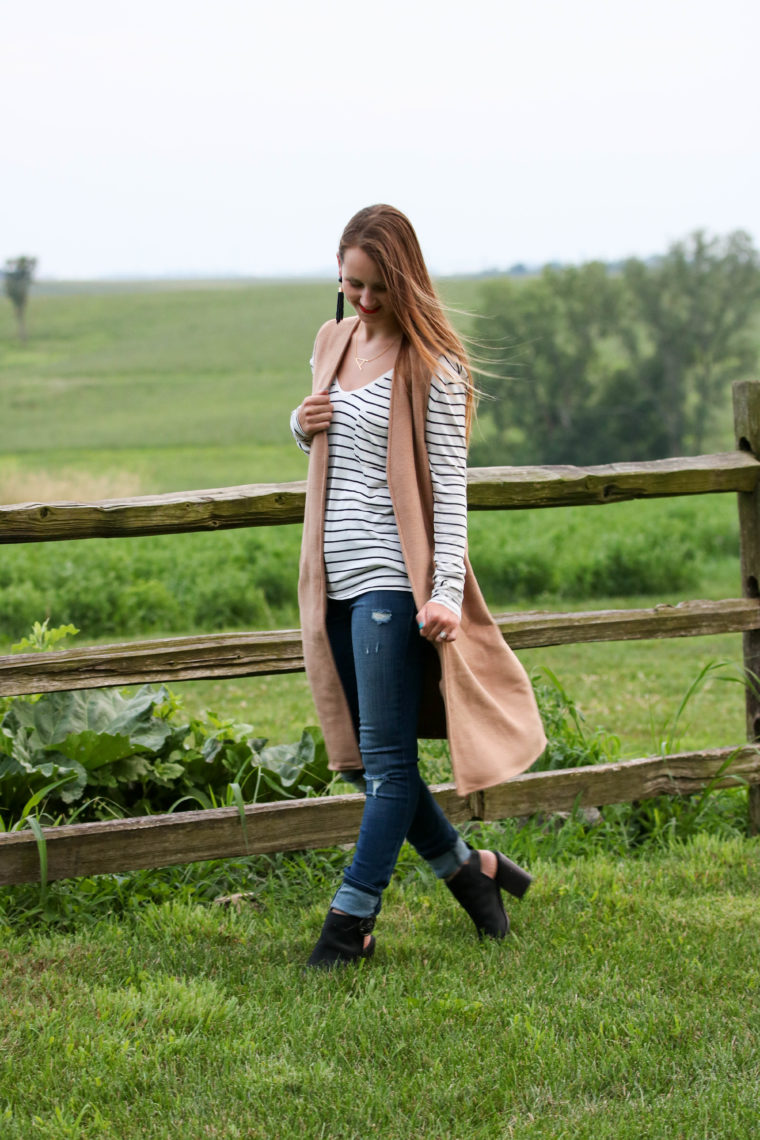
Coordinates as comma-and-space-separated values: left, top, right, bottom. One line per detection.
298, 317, 547, 797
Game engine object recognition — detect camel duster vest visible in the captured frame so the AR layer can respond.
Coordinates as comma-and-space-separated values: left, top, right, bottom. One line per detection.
298, 317, 547, 797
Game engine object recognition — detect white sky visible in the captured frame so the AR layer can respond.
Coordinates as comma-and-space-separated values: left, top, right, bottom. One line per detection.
2, 0, 758, 278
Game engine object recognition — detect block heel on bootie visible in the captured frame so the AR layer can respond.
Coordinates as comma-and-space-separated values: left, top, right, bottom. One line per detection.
493, 852, 533, 900
445, 850, 532, 940
305, 910, 376, 970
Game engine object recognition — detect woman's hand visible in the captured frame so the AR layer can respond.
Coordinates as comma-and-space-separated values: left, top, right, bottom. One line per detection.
298, 393, 333, 437
416, 601, 460, 644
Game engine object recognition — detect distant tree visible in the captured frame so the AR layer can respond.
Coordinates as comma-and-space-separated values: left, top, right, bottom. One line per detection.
623, 231, 760, 454
475, 230, 760, 466
474, 262, 628, 465
3, 256, 37, 342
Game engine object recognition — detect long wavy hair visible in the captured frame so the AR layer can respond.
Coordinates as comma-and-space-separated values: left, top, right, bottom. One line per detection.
338, 205, 475, 437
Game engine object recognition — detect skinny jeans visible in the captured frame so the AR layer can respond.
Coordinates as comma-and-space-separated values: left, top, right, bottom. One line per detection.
327, 590, 469, 918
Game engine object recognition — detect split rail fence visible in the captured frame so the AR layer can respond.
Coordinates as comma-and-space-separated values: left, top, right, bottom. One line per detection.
2, 381, 760, 886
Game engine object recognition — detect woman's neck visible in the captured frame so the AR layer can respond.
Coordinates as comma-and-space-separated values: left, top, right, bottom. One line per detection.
355, 317, 401, 345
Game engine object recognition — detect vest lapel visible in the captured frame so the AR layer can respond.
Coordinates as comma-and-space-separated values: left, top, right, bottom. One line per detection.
313, 318, 357, 393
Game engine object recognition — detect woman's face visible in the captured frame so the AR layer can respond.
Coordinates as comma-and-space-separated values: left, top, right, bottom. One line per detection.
340, 246, 399, 334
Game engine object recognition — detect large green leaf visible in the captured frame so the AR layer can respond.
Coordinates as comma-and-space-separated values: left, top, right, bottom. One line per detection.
2, 687, 173, 770
257, 727, 330, 797
0, 746, 87, 805
0, 684, 332, 826
55, 728, 139, 770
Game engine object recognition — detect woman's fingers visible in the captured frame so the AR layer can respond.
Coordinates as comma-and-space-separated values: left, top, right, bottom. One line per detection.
299, 393, 334, 435
416, 601, 459, 643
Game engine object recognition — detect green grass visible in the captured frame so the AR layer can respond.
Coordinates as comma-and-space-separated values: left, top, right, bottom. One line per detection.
1, 833, 758, 1138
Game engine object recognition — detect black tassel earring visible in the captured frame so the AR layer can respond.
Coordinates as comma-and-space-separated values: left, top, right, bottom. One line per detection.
336, 275, 344, 323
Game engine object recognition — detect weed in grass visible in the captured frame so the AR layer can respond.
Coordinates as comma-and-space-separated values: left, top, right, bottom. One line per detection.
529, 666, 620, 771
647, 659, 736, 755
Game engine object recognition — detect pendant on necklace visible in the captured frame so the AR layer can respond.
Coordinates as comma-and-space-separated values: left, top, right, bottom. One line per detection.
353, 331, 399, 373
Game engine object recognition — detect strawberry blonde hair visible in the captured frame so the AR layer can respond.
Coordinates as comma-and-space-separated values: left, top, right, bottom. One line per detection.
339, 205, 475, 438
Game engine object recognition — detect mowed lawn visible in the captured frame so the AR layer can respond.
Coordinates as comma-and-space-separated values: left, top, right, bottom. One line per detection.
2, 835, 759, 1139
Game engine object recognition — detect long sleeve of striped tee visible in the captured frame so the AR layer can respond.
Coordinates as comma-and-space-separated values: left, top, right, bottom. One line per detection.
290, 407, 311, 454
426, 366, 468, 617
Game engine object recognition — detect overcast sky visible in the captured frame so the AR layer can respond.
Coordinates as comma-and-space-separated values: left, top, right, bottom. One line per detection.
3, 0, 758, 279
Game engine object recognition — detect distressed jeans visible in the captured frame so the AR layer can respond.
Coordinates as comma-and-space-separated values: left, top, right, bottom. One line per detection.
326, 590, 469, 918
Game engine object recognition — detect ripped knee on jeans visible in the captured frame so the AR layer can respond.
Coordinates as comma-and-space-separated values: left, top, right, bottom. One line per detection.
365, 774, 386, 797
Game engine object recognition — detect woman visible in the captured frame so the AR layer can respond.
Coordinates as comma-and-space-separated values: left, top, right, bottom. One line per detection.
291, 205, 546, 969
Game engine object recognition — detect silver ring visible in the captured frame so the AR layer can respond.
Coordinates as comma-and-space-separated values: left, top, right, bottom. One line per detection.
438, 631, 447, 641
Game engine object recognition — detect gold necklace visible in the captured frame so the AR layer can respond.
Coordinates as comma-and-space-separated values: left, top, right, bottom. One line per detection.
353, 328, 400, 371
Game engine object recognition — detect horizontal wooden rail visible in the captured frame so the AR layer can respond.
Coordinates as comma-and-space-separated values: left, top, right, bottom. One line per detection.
468, 452, 760, 509
2, 597, 756, 693
0, 629, 305, 697
2, 452, 758, 543
1, 746, 757, 885
0, 598, 755, 698
497, 596, 758, 649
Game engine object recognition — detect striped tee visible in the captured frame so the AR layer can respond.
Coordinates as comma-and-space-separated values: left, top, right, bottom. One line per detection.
290, 364, 468, 616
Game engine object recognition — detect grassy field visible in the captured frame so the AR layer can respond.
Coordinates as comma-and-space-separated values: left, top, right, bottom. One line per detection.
2, 834, 758, 1138
0, 277, 482, 495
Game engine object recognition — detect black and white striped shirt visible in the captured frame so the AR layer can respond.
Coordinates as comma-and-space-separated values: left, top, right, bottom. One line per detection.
291, 365, 468, 616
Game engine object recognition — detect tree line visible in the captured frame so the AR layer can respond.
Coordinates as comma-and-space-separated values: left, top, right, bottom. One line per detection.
471, 230, 760, 465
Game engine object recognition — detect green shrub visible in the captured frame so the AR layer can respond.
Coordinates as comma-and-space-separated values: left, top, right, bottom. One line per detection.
190, 571, 273, 630
0, 583, 48, 632
559, 530, 698, 597
114, 580, 183, 633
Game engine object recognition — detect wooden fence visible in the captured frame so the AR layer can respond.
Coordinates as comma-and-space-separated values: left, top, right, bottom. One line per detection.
2, 381, 760, 885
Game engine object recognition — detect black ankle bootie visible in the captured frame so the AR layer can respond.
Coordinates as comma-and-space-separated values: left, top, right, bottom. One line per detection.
305, 910, 376, 970
445, 850, 533, 940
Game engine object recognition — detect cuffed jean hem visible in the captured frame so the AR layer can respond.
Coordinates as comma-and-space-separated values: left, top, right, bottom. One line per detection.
428, 835, 471, 880
330, 882, 381, 919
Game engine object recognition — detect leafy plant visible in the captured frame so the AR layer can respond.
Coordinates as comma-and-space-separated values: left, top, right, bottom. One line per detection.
0, 682, 331, 829
11, 619, 79, 654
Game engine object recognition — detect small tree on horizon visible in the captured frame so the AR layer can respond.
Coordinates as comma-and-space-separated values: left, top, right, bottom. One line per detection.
3, 256, 38, 342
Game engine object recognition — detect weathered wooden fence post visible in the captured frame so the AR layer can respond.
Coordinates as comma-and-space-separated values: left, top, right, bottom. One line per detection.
732, 379, 760, 834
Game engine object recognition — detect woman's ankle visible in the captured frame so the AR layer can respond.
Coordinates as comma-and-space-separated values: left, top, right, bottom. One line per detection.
478, 850, 497, 879
445, 848, 498, 882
